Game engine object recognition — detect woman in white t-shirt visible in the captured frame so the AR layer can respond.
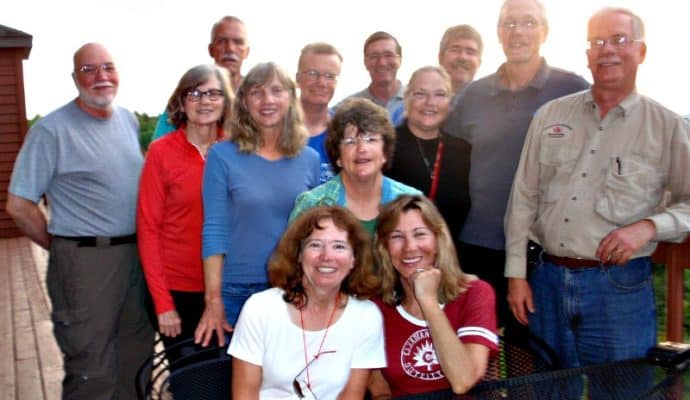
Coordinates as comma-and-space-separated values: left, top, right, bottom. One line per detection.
228, 205, 386, 399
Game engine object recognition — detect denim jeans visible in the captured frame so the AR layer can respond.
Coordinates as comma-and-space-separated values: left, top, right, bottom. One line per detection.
222, 282, 268, 327
528, 256, 656, 399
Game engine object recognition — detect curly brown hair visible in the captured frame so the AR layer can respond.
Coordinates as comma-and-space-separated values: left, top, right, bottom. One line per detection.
326, 97, 396, 173
269, 205, 380, 306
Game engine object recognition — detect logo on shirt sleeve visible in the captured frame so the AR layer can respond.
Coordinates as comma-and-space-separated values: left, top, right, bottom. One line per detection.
544, 123, 573, 138
401, 329, 444, 380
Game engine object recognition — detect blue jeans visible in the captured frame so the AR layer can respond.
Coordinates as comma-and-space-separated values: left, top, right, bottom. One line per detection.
529, 256, 656, 399
222, 282, 268, 327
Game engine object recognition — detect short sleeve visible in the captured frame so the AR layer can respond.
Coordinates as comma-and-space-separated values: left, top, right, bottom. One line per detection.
227, 293, 266, 366
455, 280, 499, 354
8, 122, 58, 202
350, 301, 387, 369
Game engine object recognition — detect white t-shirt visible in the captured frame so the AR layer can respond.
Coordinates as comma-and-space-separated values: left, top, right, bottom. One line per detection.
228, 287, 386, 399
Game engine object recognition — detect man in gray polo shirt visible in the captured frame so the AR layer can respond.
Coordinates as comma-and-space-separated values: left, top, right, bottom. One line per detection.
6, 43, 153, 399
444, 0, 589, 329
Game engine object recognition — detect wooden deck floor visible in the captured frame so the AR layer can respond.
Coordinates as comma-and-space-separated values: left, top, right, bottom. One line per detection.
0, 237, 62, 400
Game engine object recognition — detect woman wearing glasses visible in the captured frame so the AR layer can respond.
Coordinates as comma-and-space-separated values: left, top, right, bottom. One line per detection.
137, 64, 233, 359
194, 62, 320, 347
369, 195, 499, 397
229, 206, 385, 399
387, 66, 471, 251
289, 97, 419, 234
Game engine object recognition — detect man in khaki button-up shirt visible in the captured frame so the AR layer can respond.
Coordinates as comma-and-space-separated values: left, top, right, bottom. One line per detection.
504, 7, 690, 371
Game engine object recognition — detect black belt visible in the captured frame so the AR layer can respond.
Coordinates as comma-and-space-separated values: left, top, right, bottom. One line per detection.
54, 234, 137, 247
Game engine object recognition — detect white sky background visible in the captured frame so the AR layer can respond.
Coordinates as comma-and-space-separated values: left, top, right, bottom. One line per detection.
6, 0, 690, 117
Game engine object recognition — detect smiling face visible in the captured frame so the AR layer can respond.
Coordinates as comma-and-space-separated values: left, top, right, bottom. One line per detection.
209, 19, 249, 84
297, 51, 341, 107
245, 74, 290, 131
405, 69, 452, 137
364, 38, 401, 86
182, 74, 225, 128
73, 43, 118, 111
497, 0, 547, 65
300, 218, 355, 294
386, 209, 438, 280
439, 37, 481, 91
587, 10, 645, 97
337, 124, 387, 182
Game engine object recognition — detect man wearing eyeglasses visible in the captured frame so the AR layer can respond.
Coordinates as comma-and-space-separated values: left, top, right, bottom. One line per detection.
338, 31, 405, 126
443, 0, 589, 334
151, 15, 249, 140
296, 42, 342, 183
6, 43, 154, 399
505, 7, 690, 376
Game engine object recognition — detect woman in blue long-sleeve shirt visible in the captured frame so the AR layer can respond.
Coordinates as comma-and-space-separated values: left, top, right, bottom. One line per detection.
195, 62, 320, 346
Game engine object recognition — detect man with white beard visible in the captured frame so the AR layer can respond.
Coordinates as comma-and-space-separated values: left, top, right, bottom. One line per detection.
6, 43, 153, 400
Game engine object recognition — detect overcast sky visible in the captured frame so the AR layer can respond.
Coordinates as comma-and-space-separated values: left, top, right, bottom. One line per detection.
6, 0, 690, 117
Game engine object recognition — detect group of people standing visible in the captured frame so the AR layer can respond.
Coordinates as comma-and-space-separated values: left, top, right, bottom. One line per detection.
6, 0, 690, 399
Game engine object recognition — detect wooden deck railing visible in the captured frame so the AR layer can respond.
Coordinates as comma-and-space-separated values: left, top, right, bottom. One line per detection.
652, 240, 690, 342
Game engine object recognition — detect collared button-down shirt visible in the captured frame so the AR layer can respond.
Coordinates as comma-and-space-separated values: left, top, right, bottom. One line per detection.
505, 90, 690, 278
338, 81, 406, 126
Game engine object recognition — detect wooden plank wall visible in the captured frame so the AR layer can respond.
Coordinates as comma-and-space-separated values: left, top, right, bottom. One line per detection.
0, 48, 28, 238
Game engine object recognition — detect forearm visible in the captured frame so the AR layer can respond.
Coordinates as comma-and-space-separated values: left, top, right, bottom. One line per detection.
421, 302, 486, 393
203, 254, 224, 303
6, 194, 51, 249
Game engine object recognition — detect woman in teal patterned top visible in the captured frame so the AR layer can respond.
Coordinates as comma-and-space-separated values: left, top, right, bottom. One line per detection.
290, 98, 420, 234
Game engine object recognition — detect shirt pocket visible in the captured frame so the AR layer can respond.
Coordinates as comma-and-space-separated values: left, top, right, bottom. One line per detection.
538, 146, 578, 205
594, 155, 666, 226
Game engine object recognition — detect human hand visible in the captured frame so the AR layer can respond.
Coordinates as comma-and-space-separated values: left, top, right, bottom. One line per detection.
158, 310, 182, 338
194, 298, 233, 347
507, 278, 534, 325
596, 219, 656, 265
412, 267, 442, 306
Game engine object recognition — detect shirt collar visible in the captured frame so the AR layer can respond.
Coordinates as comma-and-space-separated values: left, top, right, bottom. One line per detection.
584, 89, 640, 117
490, 57, 549, 96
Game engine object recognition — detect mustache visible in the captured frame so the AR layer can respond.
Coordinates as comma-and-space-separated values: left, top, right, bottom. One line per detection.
221, 53, 240, 62
450, 59, 473, 71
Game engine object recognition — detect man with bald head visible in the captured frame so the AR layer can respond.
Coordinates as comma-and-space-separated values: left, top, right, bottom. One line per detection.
505, 7, 690, 376
152, 15, 250, 139
6, 43, 153, 399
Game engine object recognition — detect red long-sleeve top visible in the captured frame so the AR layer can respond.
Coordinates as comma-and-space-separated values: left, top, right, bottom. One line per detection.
137, 128, 220, 315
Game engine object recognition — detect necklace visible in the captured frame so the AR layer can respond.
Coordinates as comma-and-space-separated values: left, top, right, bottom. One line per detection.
299, 294, 340, 392
413, 135, 444, 200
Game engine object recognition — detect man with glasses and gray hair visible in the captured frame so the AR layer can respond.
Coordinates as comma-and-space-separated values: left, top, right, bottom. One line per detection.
443, 0, 589, 334
296, 42, 343, 183
6, 43, 153, 399
338, 31, 405, 126
505, 7, 690, 376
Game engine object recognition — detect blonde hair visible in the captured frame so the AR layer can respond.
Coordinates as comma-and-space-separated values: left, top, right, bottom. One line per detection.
375, 195, 472, 306
230, 62, 308, 156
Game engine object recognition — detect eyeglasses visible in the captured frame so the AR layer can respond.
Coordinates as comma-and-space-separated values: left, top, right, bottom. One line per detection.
365, 52, 399, 62
300, 70, 338, 83
586, 34, 643, 50
411, 90, 450, 102
77, 62, 117, 75
340, 133, 383, 147
293, 350, 336, 399
499, 18, 540, 31
185, 89, 224, 102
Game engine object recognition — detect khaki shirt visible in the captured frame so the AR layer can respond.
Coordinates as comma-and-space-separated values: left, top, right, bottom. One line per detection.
505, 91, 690, 278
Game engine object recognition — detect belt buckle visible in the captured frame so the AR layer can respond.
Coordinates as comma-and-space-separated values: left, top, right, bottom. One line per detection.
95, 237, 111, 247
